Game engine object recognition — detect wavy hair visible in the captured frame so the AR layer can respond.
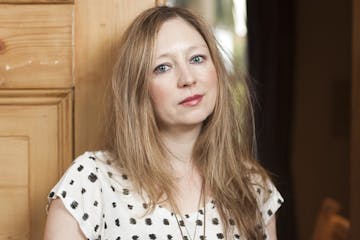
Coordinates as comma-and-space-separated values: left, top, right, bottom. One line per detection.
107, 6, 271, 239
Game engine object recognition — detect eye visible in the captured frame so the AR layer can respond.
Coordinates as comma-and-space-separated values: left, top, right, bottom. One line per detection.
154, 64, 171, 74
190, 55, 205, 64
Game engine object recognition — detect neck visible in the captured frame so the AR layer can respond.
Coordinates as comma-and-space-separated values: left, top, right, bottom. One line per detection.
159, 123, 202, 174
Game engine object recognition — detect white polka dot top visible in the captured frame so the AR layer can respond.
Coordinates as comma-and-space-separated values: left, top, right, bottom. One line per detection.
47, 151, 283, 240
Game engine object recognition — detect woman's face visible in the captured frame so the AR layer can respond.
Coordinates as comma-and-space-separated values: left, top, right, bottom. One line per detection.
149, 17, 218, 131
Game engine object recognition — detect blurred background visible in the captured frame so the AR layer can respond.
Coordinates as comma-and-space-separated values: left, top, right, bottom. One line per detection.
169, 0, 353, 239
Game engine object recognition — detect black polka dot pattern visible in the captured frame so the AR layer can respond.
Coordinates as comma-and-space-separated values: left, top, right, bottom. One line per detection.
216, 233, 224, 239
82, 213, 89, 221
212, 218, 219, 225
88, 172, 97, 182
163, 218, 170, 225
130, 218, 136, 224
115, 218, 120, 227
46, 151, 284, 239
70, 201, 78, 209
145, 218, 152, 225
77, 165, 84, 172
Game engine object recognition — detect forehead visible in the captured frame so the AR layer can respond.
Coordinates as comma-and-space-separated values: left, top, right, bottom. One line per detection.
154, 17, 208, 56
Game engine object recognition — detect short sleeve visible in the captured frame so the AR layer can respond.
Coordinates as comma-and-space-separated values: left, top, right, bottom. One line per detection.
47, 152, 104, 240
255, 179, 284, 225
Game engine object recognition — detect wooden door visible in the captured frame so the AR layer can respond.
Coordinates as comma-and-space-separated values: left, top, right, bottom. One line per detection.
0, 1, 154, 239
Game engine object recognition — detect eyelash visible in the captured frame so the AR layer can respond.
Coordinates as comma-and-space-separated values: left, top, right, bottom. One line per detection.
190, 55, 206, 64
153, 64, 170, 74
153, 55, 206, 74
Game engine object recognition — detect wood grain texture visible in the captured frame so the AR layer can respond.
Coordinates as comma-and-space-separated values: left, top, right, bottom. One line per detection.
0, 138, 29, 239
0, 4, 73, 88
0, 0, 73, 3
0, 89, 73, 239
351, 0, 360, 238
74, 0, 155, 155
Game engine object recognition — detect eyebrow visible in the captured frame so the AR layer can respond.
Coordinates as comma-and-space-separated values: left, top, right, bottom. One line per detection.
155, 44, 209, 59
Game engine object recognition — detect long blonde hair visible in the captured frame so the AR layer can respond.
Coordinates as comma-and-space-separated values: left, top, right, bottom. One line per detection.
107, 6, 271, 239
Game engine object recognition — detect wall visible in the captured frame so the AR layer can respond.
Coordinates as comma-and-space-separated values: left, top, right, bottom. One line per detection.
291, 0, 351, 239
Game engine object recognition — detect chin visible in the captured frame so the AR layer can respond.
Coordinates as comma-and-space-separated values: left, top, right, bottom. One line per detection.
181, 110, 213, 125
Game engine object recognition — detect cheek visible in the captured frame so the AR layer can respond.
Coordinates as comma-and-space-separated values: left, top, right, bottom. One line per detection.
207, 67, 219, 112
149, 82, 168, 110
207, 66, 218, 94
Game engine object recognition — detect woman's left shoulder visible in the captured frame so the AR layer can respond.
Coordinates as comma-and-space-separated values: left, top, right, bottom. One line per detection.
250, 173, 284, 225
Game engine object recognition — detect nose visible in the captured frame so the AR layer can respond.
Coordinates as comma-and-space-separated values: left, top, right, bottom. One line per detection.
177, 64, 196, 88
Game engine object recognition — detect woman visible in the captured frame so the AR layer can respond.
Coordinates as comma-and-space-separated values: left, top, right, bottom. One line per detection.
44, 6, 283, 240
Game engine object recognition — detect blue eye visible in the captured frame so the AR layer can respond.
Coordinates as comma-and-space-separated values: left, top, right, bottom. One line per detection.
191, 55, 205, 64
154, 64, 170, 74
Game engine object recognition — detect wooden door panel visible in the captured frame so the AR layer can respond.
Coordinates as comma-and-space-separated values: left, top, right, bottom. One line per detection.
0, 0, 73, 3
0, 189, 29, 239
0, 137, 29, 239
0, 4, 73, 89
0, 90, 72, 240
0, 137, 28, 186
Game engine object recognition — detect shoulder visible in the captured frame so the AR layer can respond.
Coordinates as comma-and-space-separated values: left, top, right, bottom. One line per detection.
46, 150, 122, 239
72, 150, 116, 171
60, 150, 126, 184
44, 198, 87, 240
249, 173, 284, 225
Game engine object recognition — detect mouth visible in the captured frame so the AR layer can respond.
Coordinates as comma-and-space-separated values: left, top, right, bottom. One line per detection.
179, 94, 203, 106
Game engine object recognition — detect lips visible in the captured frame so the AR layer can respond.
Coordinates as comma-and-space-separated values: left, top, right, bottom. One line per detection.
179, 94, 203, 106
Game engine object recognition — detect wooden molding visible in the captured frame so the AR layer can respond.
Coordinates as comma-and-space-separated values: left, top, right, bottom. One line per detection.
0, 88, 73, 173
0, 89, 73, 239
